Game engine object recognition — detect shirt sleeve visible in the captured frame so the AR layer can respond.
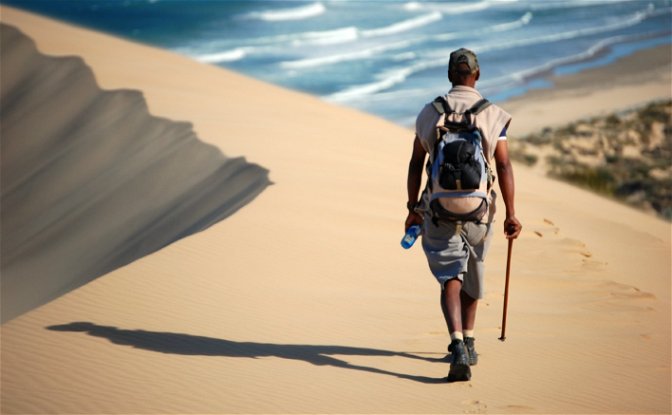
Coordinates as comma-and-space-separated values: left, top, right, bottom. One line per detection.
498, 126, 508, 141
415, 103, 438, 153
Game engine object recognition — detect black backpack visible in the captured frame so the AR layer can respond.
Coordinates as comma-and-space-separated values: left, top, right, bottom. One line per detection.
427, 96, 494, 223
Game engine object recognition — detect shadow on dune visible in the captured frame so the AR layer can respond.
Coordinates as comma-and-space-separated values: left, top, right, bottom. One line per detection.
0, 24, 270, 323
47, 322, 448, 384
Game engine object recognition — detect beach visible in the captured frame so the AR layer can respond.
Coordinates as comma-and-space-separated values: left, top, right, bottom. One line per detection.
504, 43, 672, 135
1, 5, 670, 414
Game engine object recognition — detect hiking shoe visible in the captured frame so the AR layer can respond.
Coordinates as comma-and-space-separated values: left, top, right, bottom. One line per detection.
464, 336, 478, 366
447, 339, 471, 382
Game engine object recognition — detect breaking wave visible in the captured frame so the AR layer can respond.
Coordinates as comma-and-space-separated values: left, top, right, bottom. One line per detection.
238, 2, 326, 22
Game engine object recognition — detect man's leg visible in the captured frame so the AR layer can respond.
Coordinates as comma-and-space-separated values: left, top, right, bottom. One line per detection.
461, 220, 490, 367
460, 290, 478, 332
440, 279, 478, 335
440, 279, 463, 337
460, 290, 479, 365
441, 278, 471, 381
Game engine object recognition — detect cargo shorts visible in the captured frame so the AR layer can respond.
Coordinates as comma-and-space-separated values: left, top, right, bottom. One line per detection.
419, 194, 496, 300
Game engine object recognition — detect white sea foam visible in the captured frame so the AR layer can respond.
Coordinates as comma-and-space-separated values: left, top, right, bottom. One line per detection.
403, 2, 423, 11
219, 26, 358, 47
430, 11, 532, 42
528, 0, 639, 11
491, 11, 532, 32
340, 87, 429, 103
239, 11, 442, 48
361, 12, 443, 37
325, 57, 445, 103
426, 3, 657, 59
326, 68, 413, 103
280, 40, 412, 69
392, 52, 417, 62
283, 10, 534, 83
324, 3, 661, 105
196, 48, 248, 64
290, 27, 359, 46
217, 5, 526, 55
403, 1, 492, 15
239, 2, 326, 22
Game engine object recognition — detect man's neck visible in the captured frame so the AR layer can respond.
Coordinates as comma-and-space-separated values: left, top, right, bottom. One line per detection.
452, 81, 477, 88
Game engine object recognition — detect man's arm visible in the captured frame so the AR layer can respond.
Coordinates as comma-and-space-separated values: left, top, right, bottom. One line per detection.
405, 135, 427, 230
494, 138, 522, 239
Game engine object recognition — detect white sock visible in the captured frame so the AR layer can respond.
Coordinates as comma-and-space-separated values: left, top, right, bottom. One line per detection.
450, 331, 464, 341
463, 329, 475, 338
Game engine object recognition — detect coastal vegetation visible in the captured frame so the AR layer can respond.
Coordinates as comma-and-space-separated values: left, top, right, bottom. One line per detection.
510, 100, 672, 220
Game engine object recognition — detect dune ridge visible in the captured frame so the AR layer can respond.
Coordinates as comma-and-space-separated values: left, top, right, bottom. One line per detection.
0, 24, 270, 323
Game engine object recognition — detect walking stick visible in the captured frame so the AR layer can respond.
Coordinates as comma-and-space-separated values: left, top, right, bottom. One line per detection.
499, 237, 514, 341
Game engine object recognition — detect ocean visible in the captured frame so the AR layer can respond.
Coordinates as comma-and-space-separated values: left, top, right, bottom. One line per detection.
4, 0, 671, 126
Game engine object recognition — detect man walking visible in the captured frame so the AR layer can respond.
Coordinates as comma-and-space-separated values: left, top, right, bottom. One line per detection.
404, 48, 522, 382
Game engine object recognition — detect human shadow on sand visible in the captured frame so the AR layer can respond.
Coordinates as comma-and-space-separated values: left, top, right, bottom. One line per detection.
47, 322, 447, 384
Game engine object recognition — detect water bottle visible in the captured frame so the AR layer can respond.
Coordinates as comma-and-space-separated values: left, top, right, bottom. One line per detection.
401, 224, 422, 249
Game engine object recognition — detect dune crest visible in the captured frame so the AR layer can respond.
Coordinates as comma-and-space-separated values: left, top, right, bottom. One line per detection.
0, 24, 270, 323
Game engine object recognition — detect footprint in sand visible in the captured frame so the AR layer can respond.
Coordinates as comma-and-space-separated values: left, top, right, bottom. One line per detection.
581, 257, 606, 271
461, 399, 487, 413
533, 218, 560, 238
558, 237, 595, 260
504, 404, 535, 412
591, 281, 657, 312
543, 218, 560, 234
604, 281, 656, 300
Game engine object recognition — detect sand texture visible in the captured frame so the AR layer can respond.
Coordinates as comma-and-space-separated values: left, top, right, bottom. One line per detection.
1, 24, 270, 323
1, 6, 670, 414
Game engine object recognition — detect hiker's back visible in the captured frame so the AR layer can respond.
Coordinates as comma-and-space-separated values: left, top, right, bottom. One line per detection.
429, 96, 492, 222
415, 86, 512, 223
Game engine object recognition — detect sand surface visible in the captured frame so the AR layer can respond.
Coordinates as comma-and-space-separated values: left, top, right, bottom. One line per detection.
1, 23, 269, 323
1, 6, 670, 414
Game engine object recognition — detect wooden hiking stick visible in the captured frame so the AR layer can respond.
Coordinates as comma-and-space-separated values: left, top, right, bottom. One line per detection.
499, 237, 514, 341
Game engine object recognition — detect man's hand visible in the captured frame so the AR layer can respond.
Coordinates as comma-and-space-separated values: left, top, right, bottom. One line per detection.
504, 215, 522, 239
405, 211, 423, 231
406, 135, 427, 232
494, 135, 521, 240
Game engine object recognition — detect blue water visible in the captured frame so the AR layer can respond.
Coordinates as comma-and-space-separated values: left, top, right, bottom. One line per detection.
5, 0, 671, 126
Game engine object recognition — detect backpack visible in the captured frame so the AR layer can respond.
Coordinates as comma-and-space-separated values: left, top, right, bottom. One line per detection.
427, 96, 494, 224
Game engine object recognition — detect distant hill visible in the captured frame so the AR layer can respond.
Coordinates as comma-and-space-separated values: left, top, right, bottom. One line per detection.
510, 100, 672, 220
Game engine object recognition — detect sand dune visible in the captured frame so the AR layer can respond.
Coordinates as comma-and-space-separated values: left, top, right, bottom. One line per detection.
0, 24, 270, 323
1, 6, 670, 414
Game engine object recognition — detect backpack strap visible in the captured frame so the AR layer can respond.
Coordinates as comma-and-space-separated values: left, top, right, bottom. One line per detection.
432, 96, 451, 115
461, 98, 491, 129
467, 98, 491, 116
433, 97, 490, 116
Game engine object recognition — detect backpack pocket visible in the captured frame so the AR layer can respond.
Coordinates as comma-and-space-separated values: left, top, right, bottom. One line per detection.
438, 140, 481, 190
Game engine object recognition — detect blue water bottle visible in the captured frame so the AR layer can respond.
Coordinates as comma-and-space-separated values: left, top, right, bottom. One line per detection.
401, 224, 422, 249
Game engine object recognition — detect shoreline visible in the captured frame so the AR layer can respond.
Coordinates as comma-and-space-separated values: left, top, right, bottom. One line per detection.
502, 43, 672, 136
